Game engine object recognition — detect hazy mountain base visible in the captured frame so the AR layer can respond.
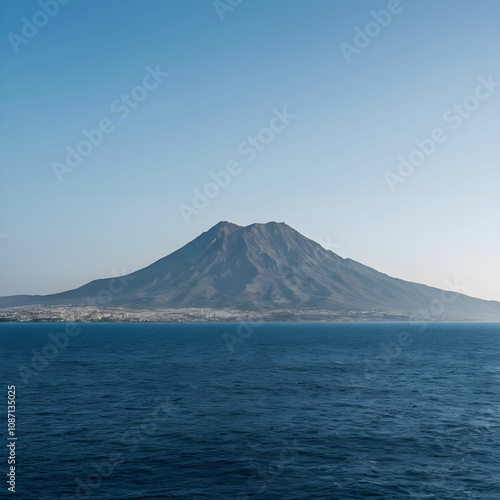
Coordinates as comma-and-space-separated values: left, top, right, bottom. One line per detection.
0, 305, 485, 323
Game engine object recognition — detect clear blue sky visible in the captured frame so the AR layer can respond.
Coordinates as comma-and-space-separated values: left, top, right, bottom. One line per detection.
0, 0, 499, 301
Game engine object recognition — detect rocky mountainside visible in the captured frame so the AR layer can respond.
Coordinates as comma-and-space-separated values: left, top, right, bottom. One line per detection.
1, 221, 499, 321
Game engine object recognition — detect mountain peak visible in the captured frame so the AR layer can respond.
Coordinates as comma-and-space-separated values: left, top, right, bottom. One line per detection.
213, 220, 238, 228
206, 221, 241, 236
245, 221, 288, 229
207, 221, 294, 238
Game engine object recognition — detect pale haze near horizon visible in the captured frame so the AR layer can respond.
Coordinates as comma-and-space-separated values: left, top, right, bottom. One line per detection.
0, 0, 499, 302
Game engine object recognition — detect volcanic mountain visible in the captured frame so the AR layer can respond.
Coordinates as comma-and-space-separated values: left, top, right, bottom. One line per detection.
1, 221, 499, 321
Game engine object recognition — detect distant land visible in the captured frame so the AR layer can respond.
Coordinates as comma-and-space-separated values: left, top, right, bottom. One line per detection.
1, 221, 499, 322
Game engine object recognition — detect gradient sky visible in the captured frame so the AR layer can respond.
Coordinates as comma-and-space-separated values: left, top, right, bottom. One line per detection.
0, 0, 499, 301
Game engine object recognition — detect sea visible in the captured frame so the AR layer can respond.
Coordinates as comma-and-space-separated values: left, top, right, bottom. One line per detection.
0, 322, 499, 500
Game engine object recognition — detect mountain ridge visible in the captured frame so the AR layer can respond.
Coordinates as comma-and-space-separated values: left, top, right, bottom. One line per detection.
1, 221, 499, 321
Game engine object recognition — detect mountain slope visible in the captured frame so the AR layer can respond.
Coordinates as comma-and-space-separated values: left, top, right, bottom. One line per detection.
1, 221, 499, 320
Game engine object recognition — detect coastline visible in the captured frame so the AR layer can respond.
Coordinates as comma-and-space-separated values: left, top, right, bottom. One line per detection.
0, 305, 495, 323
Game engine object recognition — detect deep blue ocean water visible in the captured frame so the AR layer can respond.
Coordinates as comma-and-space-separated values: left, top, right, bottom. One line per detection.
0, 322, 499, 500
